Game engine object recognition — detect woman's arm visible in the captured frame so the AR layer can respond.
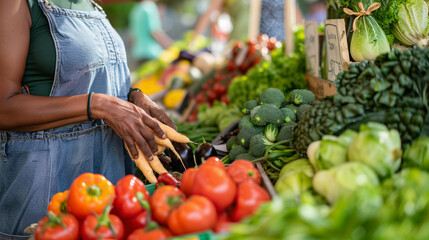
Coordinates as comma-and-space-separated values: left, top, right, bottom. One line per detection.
0, 0, 165, 160
192, 0, 224, 40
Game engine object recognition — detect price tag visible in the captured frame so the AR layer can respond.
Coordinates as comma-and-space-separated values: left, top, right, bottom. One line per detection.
324, 19, 349, 82
305, 21, 319, 77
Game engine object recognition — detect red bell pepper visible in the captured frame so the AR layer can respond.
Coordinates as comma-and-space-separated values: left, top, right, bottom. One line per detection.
114, 175, 150, 219
155, 172, 181, 189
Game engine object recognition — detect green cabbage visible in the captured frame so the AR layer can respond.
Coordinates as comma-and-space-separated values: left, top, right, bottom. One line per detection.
403, 137, 429, 170
275, 159, 314, 197
313, 162, 380, 204
350, 10, 391, 61
348, 122, 402, 178
393, 0, 429, 46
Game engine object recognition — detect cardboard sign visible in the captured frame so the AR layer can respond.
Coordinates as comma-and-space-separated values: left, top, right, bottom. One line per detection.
305, 21, 319, 77
306, 74, 337, 99
324, 19, 349, 82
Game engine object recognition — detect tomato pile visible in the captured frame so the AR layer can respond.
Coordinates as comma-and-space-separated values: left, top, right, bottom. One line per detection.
35, 158, 270, 240
188, 35, 282, 122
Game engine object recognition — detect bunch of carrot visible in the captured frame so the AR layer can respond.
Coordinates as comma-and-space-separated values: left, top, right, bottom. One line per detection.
125, 119, 191, 183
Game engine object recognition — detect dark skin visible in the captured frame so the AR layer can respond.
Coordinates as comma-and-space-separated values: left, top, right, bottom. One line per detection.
0, 0, 175, 161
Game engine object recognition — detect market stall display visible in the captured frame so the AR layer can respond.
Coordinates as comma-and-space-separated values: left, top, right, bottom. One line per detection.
24, 0, 429, 238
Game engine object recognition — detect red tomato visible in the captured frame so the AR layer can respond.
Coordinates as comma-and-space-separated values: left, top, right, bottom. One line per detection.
35, 213, 79, 240
180, 168, 199, 196
226, 159, 261, 185
226, 61, 237, 72
196, 92, 207, 103
67, 173, 115, 220
201, 156, 225, 170
214, 83, 227, 96
114, 175, 149, 219
150, 185, 186, 225
207, 90, 218, 102
192, 166, 236, 212
127, 227, 172, 240
231, 179, 271, 222
220, 94, 230, 105
122, 209, 149, 236
82, 213, 124, 240
167, 195, 217, 236
213, 211, 233, 234
48, 190, 69, 216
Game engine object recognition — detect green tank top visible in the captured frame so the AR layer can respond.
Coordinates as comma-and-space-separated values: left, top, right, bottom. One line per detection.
24, 0, 94, 96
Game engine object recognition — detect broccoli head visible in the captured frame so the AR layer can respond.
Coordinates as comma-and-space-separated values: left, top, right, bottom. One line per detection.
238, 115, 254, 130
284, 104, 298, 114
281, 108, 297, 124
242, 100, 258, 115
250, 104, 284, 126
237, 125, 265, 148
229, 145, 248, 161
258, 88, 286, 107
226, 137, 239, 152
288, 89, 315, 105
249, 134, 273, 157
277, 123, 297, 142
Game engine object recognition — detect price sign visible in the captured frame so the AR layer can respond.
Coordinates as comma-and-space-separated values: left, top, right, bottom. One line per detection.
324, 19, 349, 82
305, 21, 319, 77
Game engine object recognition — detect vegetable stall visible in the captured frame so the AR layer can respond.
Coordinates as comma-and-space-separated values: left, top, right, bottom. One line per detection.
29, 0, 429, 239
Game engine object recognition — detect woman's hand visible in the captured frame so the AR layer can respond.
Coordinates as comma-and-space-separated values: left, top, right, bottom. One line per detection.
91, 93, 165, 161
128, 90, 177, 131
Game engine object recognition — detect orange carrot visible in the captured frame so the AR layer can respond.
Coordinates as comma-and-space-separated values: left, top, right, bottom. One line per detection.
125, 143, 157, 183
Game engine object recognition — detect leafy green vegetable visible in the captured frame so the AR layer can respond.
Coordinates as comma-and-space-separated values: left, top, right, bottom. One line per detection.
313, 162, 380, 204
403, 137, 429, 170
275, 159, 314, 196
393, 0, 429, 46
295, 47, 429, 156
348, 122, 402, 178
313, 135, 349, 171
228, 26, 307, 107
345, 0, 390, 61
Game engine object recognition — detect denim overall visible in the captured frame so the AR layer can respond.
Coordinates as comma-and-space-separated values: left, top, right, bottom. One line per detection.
0, 0, 134, 238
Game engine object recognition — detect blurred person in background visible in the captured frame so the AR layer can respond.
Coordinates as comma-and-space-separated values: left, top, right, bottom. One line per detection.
129, 0, 173, 65
190, 0, 250, 53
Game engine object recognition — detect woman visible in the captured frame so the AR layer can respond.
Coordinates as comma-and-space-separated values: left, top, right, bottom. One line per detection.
0, 0, 175, 237
192, 0, 250, 43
